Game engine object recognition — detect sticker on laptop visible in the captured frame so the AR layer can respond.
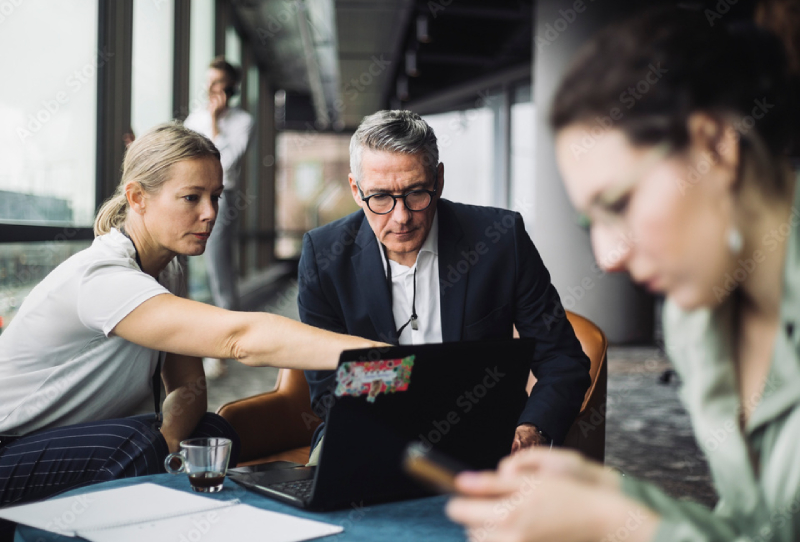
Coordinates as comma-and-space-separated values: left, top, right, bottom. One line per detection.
334, 355, 415, 403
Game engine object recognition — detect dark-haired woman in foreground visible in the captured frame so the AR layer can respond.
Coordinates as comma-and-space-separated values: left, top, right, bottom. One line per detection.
447, 8, 800, 542
0, 123, 381, 510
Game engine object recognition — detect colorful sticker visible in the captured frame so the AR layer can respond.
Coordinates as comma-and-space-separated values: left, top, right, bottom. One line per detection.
334, 355, 415, 403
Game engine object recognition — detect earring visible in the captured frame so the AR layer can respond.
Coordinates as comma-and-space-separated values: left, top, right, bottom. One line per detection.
727, 226, 743, 255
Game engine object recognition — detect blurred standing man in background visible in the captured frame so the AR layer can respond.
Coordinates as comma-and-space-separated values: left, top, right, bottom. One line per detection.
184, 57, 254, 379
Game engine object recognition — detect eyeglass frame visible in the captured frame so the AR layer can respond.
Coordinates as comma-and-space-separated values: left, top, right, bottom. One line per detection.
356, 176, 440, 215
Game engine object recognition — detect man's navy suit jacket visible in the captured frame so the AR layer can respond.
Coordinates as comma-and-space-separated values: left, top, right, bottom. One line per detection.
298, 198, 591, 445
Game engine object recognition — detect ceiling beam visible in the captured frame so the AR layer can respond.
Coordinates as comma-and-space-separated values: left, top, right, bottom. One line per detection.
404, 63, 531, 115
418, 2, 531, 21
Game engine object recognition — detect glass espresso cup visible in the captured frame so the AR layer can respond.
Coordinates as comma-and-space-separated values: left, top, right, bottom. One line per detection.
165, 437, 232, 493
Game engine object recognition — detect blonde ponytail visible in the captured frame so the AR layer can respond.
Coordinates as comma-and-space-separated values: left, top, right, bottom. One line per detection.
92, 121, 220, 237
93, 191, 129, 236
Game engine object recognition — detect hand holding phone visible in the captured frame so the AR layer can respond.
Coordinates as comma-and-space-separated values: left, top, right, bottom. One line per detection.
402, 442, 469, 494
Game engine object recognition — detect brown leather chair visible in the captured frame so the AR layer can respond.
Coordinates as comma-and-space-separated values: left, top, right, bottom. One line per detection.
217, 368, 322, 466
218, 310, 607, 466
555, 311, 608, 463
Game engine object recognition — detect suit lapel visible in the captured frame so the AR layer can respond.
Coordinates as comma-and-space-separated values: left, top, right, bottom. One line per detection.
351, 214, 399, 344
437, 200, 470, 342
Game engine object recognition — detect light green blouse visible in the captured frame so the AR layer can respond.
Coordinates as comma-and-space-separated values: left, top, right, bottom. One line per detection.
621, 191, 800, 541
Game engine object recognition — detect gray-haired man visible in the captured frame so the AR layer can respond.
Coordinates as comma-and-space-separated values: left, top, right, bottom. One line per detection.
300, 110, 590, 457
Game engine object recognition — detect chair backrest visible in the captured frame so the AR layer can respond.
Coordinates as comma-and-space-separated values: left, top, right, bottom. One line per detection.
217, 368, 322, 465
561, 311, 607, 462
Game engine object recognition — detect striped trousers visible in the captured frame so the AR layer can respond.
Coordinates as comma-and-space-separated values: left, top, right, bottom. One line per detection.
0, 413, 239, 539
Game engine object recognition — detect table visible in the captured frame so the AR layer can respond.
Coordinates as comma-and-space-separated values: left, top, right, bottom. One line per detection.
14, 473, 467, 541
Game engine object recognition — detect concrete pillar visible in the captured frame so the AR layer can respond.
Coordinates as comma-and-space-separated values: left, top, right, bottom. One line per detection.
531, 0, 654, 343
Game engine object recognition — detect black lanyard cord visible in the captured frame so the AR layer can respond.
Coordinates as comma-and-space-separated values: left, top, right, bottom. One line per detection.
119, 227, 143, 270
383, 245, 418, 338
120, 227, 162, 422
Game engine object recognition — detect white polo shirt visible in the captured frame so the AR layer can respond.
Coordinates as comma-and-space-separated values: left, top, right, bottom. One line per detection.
0, 229, 185, 435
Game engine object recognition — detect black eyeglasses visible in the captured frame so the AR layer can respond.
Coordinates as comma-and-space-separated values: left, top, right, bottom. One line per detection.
357, 179, 438, 215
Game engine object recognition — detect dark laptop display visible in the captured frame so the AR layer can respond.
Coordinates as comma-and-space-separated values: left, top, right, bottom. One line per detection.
229, 339, 533, 510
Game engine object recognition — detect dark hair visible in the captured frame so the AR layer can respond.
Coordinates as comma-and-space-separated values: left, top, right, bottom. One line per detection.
755, 0, 800, 158
209, 56, 242, 93
756, 0, 800, 74
550, 7, 793, 190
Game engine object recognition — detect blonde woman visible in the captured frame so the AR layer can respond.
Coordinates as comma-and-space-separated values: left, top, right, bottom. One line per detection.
0, 123, 380, 509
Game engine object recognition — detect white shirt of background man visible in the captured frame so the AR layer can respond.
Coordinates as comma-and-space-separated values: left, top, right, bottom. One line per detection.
378, 212, 443, 345
183, 106, 253, 190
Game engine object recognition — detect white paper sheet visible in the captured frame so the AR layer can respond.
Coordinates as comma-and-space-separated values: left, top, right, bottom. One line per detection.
82, 503, 343, 542
0, 483, 343, 541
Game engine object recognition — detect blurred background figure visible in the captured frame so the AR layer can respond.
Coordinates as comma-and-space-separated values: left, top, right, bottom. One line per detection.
184, 56, 254, 379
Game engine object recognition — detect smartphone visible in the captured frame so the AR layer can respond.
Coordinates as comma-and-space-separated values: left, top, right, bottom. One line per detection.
402, 442, 469, 494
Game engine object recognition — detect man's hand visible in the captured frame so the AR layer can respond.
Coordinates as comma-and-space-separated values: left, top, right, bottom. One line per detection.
499, 447, 621, 490
208, 90, 227, 138
512, 423, 548, 453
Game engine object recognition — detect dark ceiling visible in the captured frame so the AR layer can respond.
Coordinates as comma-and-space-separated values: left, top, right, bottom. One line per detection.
229, 0, 758, 131
389, 1, 533, 105
230, 0, 533, 130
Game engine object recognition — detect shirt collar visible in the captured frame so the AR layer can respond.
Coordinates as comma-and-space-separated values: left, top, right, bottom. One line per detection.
420, 211, 439, 256
666, 172, 800, 435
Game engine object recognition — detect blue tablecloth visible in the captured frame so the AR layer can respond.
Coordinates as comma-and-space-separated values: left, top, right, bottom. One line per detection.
14, 473, 467, 541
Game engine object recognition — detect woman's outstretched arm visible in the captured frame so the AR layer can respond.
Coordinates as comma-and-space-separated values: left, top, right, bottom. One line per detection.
112, 293, 387, 370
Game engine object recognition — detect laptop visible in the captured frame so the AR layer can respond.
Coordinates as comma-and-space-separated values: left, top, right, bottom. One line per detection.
228, 339, 534, 510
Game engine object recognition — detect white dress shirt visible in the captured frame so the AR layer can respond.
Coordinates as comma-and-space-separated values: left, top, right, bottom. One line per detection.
183, 106, 253, 190
378, 212, 443, 345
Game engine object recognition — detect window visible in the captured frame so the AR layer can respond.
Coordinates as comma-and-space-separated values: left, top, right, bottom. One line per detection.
188, 0, 214, 117
0, 241, 91, 330
131, 0, 174, 133
510, 84, 535, 228
0, 0, 99, 226
275, 132, 356, 258
421, 82, 534, 216
423, 109, 494, 207
185, 0, 217, 301
224, 26, 242, 108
